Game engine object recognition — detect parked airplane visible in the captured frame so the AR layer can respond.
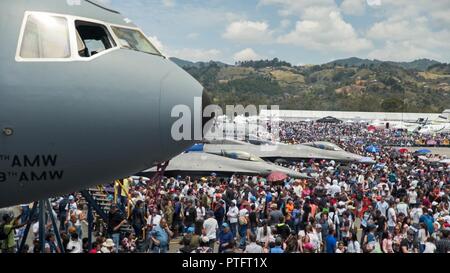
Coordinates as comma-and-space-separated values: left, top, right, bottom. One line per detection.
204, 138, 364, 162
140, 149, 309, 179
0, 0, 210, 207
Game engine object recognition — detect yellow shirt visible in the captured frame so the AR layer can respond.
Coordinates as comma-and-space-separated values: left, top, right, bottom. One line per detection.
121, 179, 130, 197
1, 220, 15, 249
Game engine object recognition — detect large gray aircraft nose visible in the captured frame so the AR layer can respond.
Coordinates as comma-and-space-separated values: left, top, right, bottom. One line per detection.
159, 62, 209, 162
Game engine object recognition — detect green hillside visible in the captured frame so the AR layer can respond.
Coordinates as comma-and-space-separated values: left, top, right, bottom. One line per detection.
174, 58, 450, 113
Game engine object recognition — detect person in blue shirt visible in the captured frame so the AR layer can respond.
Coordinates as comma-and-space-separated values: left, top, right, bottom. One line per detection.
218, 223, 234, 253
325, 229, 337, 253
151, 218, 173, 253
419, 208, 434, 235
270, 237, 284, 253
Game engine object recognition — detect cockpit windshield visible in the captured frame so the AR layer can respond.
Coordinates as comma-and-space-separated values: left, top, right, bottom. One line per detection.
305, 142, 343, 151
111, 26, 161, 56
222, 151, 265, 162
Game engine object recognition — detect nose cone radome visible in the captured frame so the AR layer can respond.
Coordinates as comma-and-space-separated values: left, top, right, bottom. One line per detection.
159, 62, 206, 162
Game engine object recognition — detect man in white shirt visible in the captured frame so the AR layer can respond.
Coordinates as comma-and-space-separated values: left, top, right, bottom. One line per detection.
387, 201, 397, 234
226, 200, 239, 239
396, 198, 409, 216
146, 208, 162, 231
203, 211, 218, 249
67, 233, 82, 253
376, 197, 389, 218
408, 187, 418, 206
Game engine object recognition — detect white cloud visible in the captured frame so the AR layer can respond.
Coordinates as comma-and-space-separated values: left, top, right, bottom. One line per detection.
147, 36, 164, 53
278, 11, 372, 53
341, 0, 366, 16
233, 48, 262, 62
280, 19, 291, 28
187, 33, 199, 39
162, 0, 175, 7
367, 16, 450, 62
368, 41, 439, 62
168, 48, 222, 62
259, 0, 337, 17
223, 20, 273, 43
366, 0, 381, 6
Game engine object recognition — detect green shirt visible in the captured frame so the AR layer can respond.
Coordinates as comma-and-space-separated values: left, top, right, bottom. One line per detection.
1, 220, 15, 249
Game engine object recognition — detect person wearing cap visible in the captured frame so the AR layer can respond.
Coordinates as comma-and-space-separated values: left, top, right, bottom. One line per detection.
101, 238, 115, 253
226, 200, 239, 239
270, 236, 284, 253
203, 210, 218, 249
183, 199, 197, 233
1, 213, 27, 253
107, 204, 127, 253
419, 207, 435, 236
400, 229, 419, 253
218, 223, 233, 253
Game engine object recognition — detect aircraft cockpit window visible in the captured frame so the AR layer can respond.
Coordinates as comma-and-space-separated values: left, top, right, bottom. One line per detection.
111, 26, 161, 56
222, 151, 264, 162
20, 14, 70, 58
305, 142, 343, 151
75, 21, 116, 57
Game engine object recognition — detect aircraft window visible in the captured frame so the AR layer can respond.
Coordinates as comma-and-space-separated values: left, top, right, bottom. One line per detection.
75, 21, 116, 57
306, 142, 342, 151
111, 26, 161, 56
20, 14, 70, 58
222, 151, 264, 162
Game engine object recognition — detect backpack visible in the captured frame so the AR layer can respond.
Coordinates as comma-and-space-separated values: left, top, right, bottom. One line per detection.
0, 223, 12, 241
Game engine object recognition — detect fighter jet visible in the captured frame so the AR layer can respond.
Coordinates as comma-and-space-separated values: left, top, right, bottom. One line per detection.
139, 149, 309, 179
0, 0, 210, 207
204, 139, 364, 163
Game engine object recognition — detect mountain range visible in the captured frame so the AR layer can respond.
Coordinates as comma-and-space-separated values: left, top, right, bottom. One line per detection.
170, 57, 450, 113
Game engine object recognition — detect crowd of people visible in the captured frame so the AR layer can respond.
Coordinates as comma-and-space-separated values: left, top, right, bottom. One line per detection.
1, 122, 449, 254
278, 121, 449, 148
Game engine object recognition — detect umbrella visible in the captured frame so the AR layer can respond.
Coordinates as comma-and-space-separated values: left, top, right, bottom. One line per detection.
359, 157, 376, 164
416, 149, 431, 155
439, 159, 450, 164
398, 148, 409, 154
366, 145, 380, 153
355, 140, 364, 145
367, 125, 376, 131
267, 171, 288, 183
417, 155, 428, 160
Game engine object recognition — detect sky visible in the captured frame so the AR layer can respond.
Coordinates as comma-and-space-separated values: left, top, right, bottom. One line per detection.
97, 0, 450, 65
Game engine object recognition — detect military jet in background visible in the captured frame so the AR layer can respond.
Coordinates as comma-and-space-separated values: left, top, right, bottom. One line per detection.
139, 149, 309, 179
0, 0, 210, 207
204, 139, 364, 163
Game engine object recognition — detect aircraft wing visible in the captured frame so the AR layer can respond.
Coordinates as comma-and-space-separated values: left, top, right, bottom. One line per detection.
139, 152, 309, 179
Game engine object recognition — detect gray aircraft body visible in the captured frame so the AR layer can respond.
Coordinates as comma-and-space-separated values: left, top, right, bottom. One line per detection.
140, 151, 309, 179
204, 139, 364, 162
0, 0, 209, 207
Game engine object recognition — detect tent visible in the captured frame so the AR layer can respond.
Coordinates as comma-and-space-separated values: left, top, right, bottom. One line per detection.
359, 157, 376, 164
316, 116, 343, 124
415, 149, 432, 155
366, 145, 380, 153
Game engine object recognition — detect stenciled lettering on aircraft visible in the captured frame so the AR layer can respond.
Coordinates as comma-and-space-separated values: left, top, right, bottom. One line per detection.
0, 154, 64, 183
11, 155, 58, 168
